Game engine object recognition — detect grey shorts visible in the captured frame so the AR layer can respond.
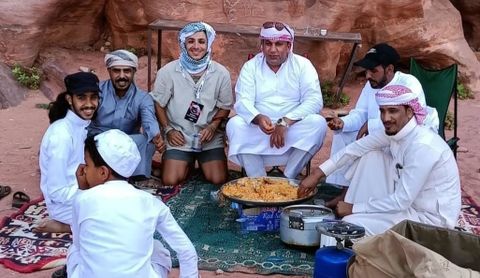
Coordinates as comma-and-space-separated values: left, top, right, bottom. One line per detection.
163, 148, 226, 164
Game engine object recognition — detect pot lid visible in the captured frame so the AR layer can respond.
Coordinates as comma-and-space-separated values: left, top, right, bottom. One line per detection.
283, 205, 333, 220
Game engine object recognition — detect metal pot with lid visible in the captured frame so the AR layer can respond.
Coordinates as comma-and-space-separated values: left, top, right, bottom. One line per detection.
280, 204, 335, 247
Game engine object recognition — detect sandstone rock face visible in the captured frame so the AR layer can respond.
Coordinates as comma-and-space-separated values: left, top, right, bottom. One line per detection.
0, 63, 27, 109
0, 0, 479, 108
450, 0, 480, 51
0, 0, 105, 66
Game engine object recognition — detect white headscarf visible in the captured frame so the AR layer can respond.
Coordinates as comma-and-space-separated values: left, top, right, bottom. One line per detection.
94, 129, 141, 178
104, 49, 138, 69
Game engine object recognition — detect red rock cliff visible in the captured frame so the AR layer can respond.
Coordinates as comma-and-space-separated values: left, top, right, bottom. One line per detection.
0, 0, 478, 100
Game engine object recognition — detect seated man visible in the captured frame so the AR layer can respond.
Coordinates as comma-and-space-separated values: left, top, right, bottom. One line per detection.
299, 83, 461, 236
325, 44, 440, 209
326, 43, 439, 190
226, 21, 327, 179
37, 72, 100, 233
150, 22, 233, 186
88, 49, 164, 181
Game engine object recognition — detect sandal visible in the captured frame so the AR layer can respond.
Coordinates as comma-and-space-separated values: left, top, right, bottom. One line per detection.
0, 185, 11, 199
12, 191, 30, 208
51, 265, 67, 278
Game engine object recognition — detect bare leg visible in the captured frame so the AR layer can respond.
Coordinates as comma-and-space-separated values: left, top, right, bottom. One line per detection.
33, 219, 71, 233
201, 159, 228, 185
162, 159, 189, 186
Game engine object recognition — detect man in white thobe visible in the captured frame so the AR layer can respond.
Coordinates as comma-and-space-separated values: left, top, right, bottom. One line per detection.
38, 72, 100, 234
226, 21, 327, 179
325, 43, 438, 203
299, 84, 460, 236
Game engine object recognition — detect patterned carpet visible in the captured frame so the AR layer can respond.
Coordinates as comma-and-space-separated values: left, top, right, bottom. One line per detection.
0, 184, 179, 273
159, 174, 480, 276
0, 199, 70, 273
0, 177, 479, 274
457, 193, 480, 235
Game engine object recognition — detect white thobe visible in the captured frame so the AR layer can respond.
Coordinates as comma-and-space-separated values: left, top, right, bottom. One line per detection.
320, 118, 461, 236
39, 110, 88, 225
67, 181, 198, 278
227, 53, 327, 165
327, 72, 439, 186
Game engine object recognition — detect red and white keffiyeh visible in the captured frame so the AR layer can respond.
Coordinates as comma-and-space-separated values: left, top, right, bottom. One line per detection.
375, 84, 427, 124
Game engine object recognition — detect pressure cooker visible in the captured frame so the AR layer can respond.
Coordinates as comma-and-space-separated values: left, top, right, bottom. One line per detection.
280, 204, 335, 247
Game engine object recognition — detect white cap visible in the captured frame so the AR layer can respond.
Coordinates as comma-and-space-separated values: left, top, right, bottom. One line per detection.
94, 129, 141, 178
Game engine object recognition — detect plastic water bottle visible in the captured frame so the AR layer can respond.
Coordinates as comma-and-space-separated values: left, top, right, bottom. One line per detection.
191, 133, 202, 152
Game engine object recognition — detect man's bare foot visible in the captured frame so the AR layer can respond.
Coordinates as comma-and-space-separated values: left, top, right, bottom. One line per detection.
33, 219, 71, 233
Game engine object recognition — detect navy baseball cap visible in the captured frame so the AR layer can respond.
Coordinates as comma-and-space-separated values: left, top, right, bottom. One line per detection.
354, 43, 400, 70
64, 72, 100, 95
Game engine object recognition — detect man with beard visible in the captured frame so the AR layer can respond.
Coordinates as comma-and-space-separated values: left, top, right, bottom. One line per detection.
324, 43, 439, 206
226, 22, 327, 179
299, 84, 460, 236
36, 72, 100, 233
89, 50, 163, 182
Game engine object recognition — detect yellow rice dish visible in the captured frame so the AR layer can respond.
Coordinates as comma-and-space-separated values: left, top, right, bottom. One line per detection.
222, 177, 299, 202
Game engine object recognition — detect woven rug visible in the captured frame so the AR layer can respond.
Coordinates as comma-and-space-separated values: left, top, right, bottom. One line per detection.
160, 175, 341, 275
161, 172, 480, 276
1, 177, 479, 274
456, 192, 480, 235
0, 198, 71, 273
0, 183, 181, 273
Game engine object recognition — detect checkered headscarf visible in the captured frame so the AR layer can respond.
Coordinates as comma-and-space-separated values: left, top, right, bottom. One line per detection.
178, 22, 216, 74
375, 84, 427, 124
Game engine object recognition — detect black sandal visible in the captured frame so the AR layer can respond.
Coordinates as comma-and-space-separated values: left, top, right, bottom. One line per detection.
12, 191, 30, 208
51, 265, 67, 278
0, 185, 11, 200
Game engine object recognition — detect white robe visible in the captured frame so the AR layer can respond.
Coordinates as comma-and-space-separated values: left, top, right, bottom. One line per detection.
327, 72, 439, 186
227, 53, 327, 165
39, 110, 88, 225
320, 118, 461, 236
67, 181, 198, 278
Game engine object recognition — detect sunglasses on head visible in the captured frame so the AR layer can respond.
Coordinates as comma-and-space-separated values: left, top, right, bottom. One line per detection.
262, 21, 293, 37
263, 22, 287, 30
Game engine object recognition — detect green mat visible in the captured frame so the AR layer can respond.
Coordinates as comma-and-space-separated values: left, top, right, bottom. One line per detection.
156, 172, 342, 276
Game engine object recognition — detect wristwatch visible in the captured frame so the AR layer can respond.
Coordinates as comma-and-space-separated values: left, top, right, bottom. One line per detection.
276, 117, 289, 128
164, 125, 174, 135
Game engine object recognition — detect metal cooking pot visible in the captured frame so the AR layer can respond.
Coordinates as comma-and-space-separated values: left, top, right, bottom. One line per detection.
280, 204, 335, 247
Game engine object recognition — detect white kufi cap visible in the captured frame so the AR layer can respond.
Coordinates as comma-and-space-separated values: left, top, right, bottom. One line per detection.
94, 129, 141, 178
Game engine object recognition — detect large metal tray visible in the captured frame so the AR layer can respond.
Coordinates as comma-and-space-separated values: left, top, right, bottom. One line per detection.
220, 177, 317, 206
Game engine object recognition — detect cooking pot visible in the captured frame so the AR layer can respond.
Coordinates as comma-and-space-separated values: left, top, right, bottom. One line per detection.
280, 204, 335, 247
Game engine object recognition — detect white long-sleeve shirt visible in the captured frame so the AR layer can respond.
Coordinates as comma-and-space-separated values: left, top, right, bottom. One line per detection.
341, 72, 437, 133
234, 52, 323, 123
320, 118, 461, 228
39, 110, 89, 224
227, 53, 326, 158
67, 180, 198, 278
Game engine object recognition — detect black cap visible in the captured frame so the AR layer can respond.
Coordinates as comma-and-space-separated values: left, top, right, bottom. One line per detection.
353, 43, 400, 70
64, 72, 100, 95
